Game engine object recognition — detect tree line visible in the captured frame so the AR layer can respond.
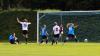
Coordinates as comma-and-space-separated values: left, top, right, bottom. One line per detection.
0, 0, 99, 10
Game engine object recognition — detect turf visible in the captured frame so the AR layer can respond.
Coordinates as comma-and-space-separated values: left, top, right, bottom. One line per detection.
0, 42, 100, 56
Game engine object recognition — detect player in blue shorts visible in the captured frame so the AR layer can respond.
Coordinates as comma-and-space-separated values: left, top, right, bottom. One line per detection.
64, 23, 78, 42
40, 24, 48, 44
9, 34, 15, 44
9, 33, 19, 44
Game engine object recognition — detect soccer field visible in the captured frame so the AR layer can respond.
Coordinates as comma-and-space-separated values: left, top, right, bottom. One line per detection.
0, 43, 100, 56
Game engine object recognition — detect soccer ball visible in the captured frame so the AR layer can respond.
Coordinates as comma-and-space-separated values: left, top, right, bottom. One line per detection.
84, 38, 88, 42
66, 37, 69, 40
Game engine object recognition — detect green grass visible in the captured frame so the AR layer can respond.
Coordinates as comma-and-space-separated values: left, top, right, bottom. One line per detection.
0, 42, 100, 56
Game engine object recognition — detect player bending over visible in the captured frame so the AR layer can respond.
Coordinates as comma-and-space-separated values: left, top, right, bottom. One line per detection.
9, 33, 15, 44
52, 22, 60, 45
64, 23, 78, 42
9, 33, 19, 44
40, 24, 48, 44
17, 17, 31, 44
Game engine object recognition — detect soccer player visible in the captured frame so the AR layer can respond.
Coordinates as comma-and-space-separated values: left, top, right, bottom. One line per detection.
17, 17, 31, 44
65, 23, 78, 42
40, 24, 48, 44
9, 33, 19, 44
52, 22, 60, 45
9, 33, 15, 44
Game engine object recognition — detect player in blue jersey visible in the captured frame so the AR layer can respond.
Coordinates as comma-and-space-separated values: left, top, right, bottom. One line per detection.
40, 24, 48, 44
9, 33, 19, 44
65, 23, 78, 42
9, 34, 15, 44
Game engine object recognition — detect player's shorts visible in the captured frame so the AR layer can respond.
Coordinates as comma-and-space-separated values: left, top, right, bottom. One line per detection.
22, 30, 28, 35
10, 39, 15, 44
67, 34, 75, 39
54, 34, 59, 38
41, 35, 47, 39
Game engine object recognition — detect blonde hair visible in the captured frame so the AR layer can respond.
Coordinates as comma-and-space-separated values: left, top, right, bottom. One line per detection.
67, 23, 74, 28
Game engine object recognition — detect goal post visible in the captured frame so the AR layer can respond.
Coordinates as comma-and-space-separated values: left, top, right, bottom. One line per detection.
37, 10, 100, 43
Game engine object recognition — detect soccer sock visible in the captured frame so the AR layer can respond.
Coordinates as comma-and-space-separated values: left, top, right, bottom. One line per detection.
25, 38, 28, 44
56, 39, 58, 44
52, 39, 55, 45
56, 41, 57, 44
46, 39, 48, 44
41, 40, 43, 43
16, 39, 19, 44
75, 38, 78, 42
55, 38, 58, 44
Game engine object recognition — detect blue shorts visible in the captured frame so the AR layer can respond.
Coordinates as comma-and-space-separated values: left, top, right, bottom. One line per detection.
9, 39, 15, 44
67, 34, 75, 39
41, 35, 47, 39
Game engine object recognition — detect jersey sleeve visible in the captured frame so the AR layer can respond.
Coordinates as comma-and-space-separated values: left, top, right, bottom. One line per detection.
20, 22, 23, 24
28, 22, 31, 25
53, 26, 55, 31
58, 26, 60, 30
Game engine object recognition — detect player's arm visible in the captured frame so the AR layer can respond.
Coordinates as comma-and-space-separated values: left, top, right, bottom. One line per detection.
17, 17, 21, 24
46, 31, 49, 36
28, 22, 31, 24
46, 31, 49, 39
74, 25, 78, 28
66, 23, 69, 28
75, 35, 77, 38
73, 23, 78, 28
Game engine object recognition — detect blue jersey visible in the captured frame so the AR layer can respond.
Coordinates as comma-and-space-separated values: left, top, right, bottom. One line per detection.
9, 34, 14, 40
68, 26, 75, 35
41, 27, 47, 36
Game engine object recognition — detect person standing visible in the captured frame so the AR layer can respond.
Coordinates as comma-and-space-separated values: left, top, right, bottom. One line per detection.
66, 23, 78, 42
52, 22, 60, 45
17, 17, 31, 44
40, 24, 48, 44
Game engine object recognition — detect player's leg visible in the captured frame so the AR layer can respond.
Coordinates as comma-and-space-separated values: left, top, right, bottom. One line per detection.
44, 35, 48, 44
60, 33, 63, 43
45, 36, 48, 44
23, 34, 28, 44
40, 39, 43, 43
55, 38, 58, 44
40, 35, 44, 43
74, 35, 78, 42
15, 37, 19, 44
52, 38, 55, 45
22, 30, 26, 44
55, 35, 59, 44
25, 34, 28, 44
52, 35, 56, 45
23, 30, 29, 44
16, 39, 19, 44
46, 39, 48, 44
